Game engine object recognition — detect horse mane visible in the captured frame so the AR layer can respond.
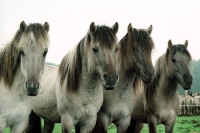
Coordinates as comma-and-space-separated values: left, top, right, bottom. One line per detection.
59, 39, 83, 95
119, 28, 154, 70
59, 25, 117, 95
144, 44, 191, 101
0, 23, 49, 87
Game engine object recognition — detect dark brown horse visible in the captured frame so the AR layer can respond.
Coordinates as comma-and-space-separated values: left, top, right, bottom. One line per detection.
92, 23, 155, 133
127, 40, 193, 133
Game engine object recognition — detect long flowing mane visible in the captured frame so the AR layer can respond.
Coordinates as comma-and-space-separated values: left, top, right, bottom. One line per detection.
0, 23, 49, 87
119, 28, 154, 70
58, 25, 117, 94
144, 44, 192, 101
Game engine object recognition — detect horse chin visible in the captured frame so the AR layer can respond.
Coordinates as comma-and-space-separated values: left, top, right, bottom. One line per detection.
141, 77, 152, 84
103, 86, 115, 90
180, 82, 191, 90
27, 93, 38, 96
183, 87, 190, 90
142, 80, 151, 84
182, 85, 191, 90
24, 87, 39, 96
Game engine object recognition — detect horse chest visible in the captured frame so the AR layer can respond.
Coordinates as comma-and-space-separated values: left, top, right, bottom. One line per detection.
0, 101, 31, 126
64, 93, 102, 119
65, 100, 96, 122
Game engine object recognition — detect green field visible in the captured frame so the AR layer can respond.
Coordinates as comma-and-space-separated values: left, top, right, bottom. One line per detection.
5, 116, 200, 133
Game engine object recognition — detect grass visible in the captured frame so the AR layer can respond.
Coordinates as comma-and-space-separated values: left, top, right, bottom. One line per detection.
4, 116, 200, 133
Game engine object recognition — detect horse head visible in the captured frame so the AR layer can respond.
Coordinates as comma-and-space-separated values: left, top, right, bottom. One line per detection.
166, 40, 192, 90
120, 24, 155, 83
86, 22, 119, 90
18, 21, 50, 96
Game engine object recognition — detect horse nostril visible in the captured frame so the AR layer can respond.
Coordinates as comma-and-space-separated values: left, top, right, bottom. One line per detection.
26, 82, 29, 88
36, 82, 40, 89
143, 70, 148, 76
103, 74, 108, 81
116, 75, 119, 80
144, 71, 148, 75
184, 78, 190, 84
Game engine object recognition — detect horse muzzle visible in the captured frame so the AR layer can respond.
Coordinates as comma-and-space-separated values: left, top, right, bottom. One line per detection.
25, 81, 40, 96
102, 73, 119, 90
181, 74, 193, 90
141, 69, 155, 84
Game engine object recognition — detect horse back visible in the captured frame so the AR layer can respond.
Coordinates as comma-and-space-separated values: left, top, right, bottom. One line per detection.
32, 65, 61, 122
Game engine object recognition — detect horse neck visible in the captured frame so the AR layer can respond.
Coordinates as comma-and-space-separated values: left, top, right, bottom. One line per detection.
117, 48, 137, 72
116, 52, 137, 90
80, 55, 102, 95
156, 67, 179, 101
117, 47, 136, 70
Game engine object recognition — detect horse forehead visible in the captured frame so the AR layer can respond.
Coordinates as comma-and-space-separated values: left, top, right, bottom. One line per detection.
27, 32, 37, 47
138, 29, 146, 32
93, 41, 116, 50
22, 32, 45, 49
174, 51, 189, 60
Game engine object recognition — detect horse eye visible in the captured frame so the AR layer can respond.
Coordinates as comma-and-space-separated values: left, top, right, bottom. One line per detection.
43, 49, 48, 56
20, 49, 25, 56
172, 58, 176, 63
92, 48, 99, 53
115, 48, 119, 52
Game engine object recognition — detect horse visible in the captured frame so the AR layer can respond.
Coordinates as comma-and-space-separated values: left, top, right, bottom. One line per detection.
92, 23, 155, 133
26, 22, 119, 133
0, 21, 50, 133
184, 92, 193, 116
126, 40, 193, 133
178, 95, 185, 116
192, 95, 200, 115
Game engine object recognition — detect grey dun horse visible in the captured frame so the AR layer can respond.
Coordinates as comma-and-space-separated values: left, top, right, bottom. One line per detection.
127, 40, 193, 133
26, 22, 119, 133
92, 24, 155, 133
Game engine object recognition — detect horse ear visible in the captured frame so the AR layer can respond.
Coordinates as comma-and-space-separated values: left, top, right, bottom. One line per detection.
127, 23, 133, 35
43, 22, 50, 32
184, 40, 188, 48
147, 25, 153, 35
89, 22, 97, 36
168, 39, 173, 49
112, 22, 119, 35
20, 21, 26, 33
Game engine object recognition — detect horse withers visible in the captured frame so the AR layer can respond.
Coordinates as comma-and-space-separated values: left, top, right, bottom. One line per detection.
127, 40, 193, 133
92, 24, 155, 133
0, 21, 50, 133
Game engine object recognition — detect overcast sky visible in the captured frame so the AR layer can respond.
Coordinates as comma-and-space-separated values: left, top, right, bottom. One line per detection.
0, 0, 200, 64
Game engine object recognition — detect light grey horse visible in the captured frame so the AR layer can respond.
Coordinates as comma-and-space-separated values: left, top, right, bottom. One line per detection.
178, 95, 185, 116
192, 95, 200, 115
184, 92, 193, 116
0, 21, 49, 133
